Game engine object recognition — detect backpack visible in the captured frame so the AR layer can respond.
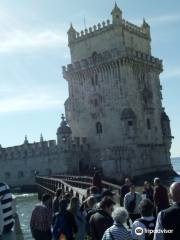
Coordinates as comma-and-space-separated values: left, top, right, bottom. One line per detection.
53, 212, 73, 240
126, 193, 136, 213
138, 218, 156, 240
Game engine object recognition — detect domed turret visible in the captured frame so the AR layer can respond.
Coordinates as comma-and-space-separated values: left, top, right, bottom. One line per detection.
141, 18, 151, 38
57, 114, 72, 147
24, 135, 29, 145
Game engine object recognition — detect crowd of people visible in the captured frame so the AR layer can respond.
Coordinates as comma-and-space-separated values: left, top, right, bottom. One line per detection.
29, 173, 180, 240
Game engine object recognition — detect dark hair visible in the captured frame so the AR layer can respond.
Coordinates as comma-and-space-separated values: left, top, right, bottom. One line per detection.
55, 188, 62, 197
90, 186, 99, 194
42, 194, 51, 203
139, 199, 154, 217
100, 197, 115, 209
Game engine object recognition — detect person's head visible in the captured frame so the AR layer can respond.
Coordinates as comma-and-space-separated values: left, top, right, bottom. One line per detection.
125, 178, 131, 185
42, 194, 52, 206
59, 199, 68, 212
130, 184, 136, 193
99, 197, 115, 215
55, 188, 62, 198
154, 177, 160, 186
144, 181, 151, 189
86, 196, 96, 209
139, 199, 154, 217
69, 197, 80, 214
169, 182, 180, 203
112, 207, 129, 224
63, 193, 71, 204
102, 190, 115, 199
90, 186, 99, 195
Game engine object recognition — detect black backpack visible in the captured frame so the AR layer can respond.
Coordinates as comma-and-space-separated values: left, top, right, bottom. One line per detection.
138, 218, 156, 240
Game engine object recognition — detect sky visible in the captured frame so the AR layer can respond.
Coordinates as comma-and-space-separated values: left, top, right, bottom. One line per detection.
0, 0, 179, 157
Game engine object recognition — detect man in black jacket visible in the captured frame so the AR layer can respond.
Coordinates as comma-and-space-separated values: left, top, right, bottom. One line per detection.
89, 197, 115, 240
154, 182, 180, 240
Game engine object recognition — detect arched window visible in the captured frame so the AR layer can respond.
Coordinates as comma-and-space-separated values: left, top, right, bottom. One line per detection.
96, 122, 103, 134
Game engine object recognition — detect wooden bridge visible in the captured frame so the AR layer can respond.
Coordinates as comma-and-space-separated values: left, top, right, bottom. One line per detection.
35, 175, 121, 202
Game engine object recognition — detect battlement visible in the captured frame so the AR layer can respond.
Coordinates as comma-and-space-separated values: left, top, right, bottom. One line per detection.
0, 140, 57, 160
72, 19, 112, 42
62, 47, 162, 77
122, 19, 149, 38
69, 17, 149, 46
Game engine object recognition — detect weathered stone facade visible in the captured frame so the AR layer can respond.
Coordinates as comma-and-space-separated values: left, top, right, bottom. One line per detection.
63, 4, 173, 179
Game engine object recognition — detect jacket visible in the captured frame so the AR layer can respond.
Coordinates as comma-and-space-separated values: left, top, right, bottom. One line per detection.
89, 209, 113, 240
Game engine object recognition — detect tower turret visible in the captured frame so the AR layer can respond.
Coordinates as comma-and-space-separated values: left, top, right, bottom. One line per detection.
57, 114, 72, 149
111, 2, 122, 25
67, 23, 76, 45
24, 135, 29, 145
141, 18, 151, 39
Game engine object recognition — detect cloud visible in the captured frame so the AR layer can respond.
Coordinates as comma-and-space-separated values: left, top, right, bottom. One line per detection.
148, 15, 180, 25
0, 29, 67, 53
162, 68, 180, 79
0, 86, 65, 113
130, 14, 180, 26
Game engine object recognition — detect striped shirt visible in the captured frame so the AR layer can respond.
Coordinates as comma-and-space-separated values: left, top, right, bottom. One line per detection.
0, 201, 4, 234
0, 182, 14, 227
102, 222, 132, 240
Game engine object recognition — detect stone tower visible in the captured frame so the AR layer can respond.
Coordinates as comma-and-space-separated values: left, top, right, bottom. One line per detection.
62, 4, 173, 178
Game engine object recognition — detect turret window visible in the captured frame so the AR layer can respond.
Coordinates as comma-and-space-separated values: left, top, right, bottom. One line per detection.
96, 122, 103, 134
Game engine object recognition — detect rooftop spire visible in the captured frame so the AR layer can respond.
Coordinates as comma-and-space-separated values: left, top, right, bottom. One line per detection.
67, 23, 76, 33
40, 133, 44, 142
67, 23, 76, 45
111, 2, 122, 25
111, 2, 122, 14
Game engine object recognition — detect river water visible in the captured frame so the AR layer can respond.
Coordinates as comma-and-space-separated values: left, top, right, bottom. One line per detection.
16, 159, 180, 240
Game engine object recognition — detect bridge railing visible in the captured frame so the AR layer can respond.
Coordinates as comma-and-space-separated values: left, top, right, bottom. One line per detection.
52, 174, 121, 192
36, 176, 86, 201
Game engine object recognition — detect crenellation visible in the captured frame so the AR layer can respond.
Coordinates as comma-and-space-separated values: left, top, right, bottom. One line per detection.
63, 48, 162, 79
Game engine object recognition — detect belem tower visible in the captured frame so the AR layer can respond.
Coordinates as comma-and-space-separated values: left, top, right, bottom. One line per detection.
0, 4, 173, 187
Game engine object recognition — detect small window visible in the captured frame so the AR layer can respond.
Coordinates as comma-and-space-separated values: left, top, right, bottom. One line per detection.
147, 119, 151, 130
18, 171, 24, 178
91, 77, 94, 86
128, 120, 133, 126
96, 122, 103, 134
116, 14, 119, 19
